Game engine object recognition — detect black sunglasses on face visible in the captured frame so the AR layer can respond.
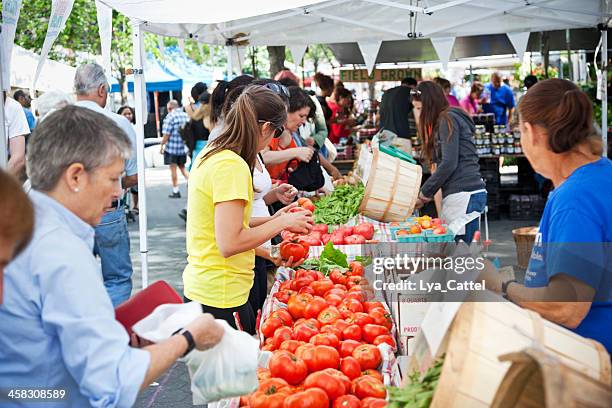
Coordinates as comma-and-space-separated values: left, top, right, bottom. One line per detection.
258, 120, 285, 138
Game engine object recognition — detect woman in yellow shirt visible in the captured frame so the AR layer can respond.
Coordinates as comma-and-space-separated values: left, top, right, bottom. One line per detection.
183, 85, 313, 333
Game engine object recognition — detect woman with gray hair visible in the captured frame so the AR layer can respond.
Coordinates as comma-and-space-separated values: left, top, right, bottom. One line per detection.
0, 105, 224, 407
35, 89, 73, 121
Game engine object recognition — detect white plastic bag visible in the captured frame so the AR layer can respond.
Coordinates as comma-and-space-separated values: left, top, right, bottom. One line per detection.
132, 302, 202, 342
185, 320, 259, 405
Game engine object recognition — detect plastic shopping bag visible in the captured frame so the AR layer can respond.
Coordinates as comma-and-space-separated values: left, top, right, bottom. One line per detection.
185, 320, 260, 405
132, 301, 202, 342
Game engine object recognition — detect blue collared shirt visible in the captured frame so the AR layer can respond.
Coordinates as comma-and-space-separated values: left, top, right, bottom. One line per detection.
23, 108, 36, 131
0, 190, 150, 407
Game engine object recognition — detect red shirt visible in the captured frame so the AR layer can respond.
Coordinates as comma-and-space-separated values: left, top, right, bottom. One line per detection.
266, 137, 298, 181
328, 100, 352, 144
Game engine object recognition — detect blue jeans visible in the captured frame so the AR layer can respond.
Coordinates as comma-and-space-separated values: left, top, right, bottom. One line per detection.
455, 191, 487, 244
94, 207, 133, 307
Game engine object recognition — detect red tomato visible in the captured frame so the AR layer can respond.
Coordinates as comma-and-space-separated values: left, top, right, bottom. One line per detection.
342, 298, 364, 313
295, 269, 318, 281
298, 197, 316, 213
281, 230, 298, 241
361, 370, 384, 382
325, 288, 347, 298
373, 334, 397, 351
315, 271, 326, 281
352, 344, 382, 370
329, 269, 348, 286
304, 370, 347, 402
323, 368, 352, 396
351, 312, 375, 327
312, 224, 329, 234
293, 321, 319, 342
333, 394, 361, 408
292, 276, 315, 291
340, 357, 362, 380
304, 318, 321, 329
344, 234, 367, 245
353, 223, 375, 240
261, 316, 285, 339
339, 340, 362, 358
318, 306, 341, 325
299, 234, 322, 247
320, 324, 343, 341
280, 239, 309, 261
351, 376, 386, 399
339, 226, 354, 236
325, 293, 343, 307
283, 387, 328, 408
333, 319, 350, 333
299, 286, 315, 295
344, 291, 365, 303
330, 232, 345, 245
273, 326, 294, 344
362, 324, 390, 344
361, 397, 387, 408
321, 233, 332, 245
309, 333, 340, 349
368, 310, 393, 331
271, 309, 294, 326
363, 301, 385, 313
287, 293, 313, 320
294, 343, 315, 359
257, 377, 290, 392
310, 279, 334, 297
342, 324, 362, 342
347, 276, 365, 289
280, 340, 303, 354
269, 351, 308, 385
304, 296, 328, 319
274, 290, 296, 304
334, 283, 348, 290
280, 280, 294, 291
257, 367, 271, 380
347, 261, 365, 277
338, 304, 355, 320
303, 345, 340, 372
264, 336, 280, 351
249, 389, 290, 408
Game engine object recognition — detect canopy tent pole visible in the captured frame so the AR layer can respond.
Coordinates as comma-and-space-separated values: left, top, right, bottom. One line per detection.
131, 18, 150, 288
226, 45, 234, 80
154, 91, 161, 138
0, 25, 7, 169
603, 25, 608, 157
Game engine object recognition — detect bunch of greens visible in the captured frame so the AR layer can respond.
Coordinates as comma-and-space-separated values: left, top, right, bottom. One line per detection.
387, 355, 445, 408
313, 183, 365, 225
301, 242, 372, 275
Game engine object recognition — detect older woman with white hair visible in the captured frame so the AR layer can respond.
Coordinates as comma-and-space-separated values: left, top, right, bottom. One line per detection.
0, 106, 224, 407
35, 89, 74, 120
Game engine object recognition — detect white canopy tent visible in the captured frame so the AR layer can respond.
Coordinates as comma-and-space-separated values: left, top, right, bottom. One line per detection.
94, 0, 611, 288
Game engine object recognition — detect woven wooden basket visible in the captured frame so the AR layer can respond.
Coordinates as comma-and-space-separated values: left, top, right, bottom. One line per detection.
512, 227, 538, 269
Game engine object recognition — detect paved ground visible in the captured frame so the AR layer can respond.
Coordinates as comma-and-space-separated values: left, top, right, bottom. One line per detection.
130, 166, 539, 407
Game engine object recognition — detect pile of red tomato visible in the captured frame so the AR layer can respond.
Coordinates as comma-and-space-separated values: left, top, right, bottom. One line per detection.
241, 262, 396, 407
282, 222, 375, 247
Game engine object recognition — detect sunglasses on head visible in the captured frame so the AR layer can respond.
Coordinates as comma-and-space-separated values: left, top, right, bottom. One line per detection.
263, 82, 290, 99
258, 120, 285, 138
410, 88, 422, 96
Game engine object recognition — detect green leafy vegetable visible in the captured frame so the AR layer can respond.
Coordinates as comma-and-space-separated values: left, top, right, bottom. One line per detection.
354, 255, 373, 267
300, 242, 349, 275
313, 184, 365, 225
387, 355, 444, 408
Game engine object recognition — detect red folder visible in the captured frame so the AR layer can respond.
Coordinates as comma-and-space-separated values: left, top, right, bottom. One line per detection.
115, 280, 183, 337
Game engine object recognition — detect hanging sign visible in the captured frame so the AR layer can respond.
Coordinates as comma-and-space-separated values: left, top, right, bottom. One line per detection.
339, 68, 422, 83
1, 0, 23, 90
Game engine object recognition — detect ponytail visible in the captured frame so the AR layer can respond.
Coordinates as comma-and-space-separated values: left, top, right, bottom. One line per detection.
209, 80, 229, 127
519, 78, 601, 155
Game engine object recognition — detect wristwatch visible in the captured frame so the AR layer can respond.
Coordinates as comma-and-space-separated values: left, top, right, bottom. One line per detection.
176, 328, 196, 357
501, 279, 518, 299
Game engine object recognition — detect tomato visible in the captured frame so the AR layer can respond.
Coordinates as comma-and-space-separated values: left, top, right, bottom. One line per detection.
433, 226, 447, 235
292, 276, 315, 291
304, 345, 340, 372
410, 224, 422, 234
273, 326, 294, 345
344, 290, 365, 302
293, 320, 319, 342
272, 309, 294, 326
310, 279, 334, 297
257, 367, 271, 380
333, 319, 350, 333
304, 296, 328, 319
361, 370, 384, 383
373, 335, 397, 351
304, 370, 347, 402
257, 378, 290, 392
352, 344, 382, 370
330, 232, 345, 245
280, 239, 309, 261
342, 324, 362, 342
264, 336, 280, 351
295, 269, 318, 281
339, 340, 362, 358
280, 280, 294, 291
323, 368, 352, 396
281, 230, 298, 241
294, 343, 315, 359
342, 298, 364, 313
298, 197, 316, 213
361, 397, 388, 408
249, 389, 289, 408
304, 318, 321, 329
333, 395, 362, 408
338, 304, 355, 320
274, 290, 296, 304
299, 234, 321, 247
318, 306, 341, 325
340, 357, 362, 380
363, 301, 385, 313
362, 324, 390, 344
269, 351, 308, 385
321, 233, 332, 245
329, 269, 348, 286
396, 229, 409, 236
344, 234, 366, 245
351, 376, 386, 399
347, 275, 365, 289
325, 293, 343, 307
315, 271, 325, 281
353, 222, 375, 240
325, 287, 347, 298
313, 224, 329, 234
280, 339, 303, 354
239, 395, 250, 407
283, 387, 329, 408
369, 309, 393, 331
351, 312, 374, 327
339, 226, 354, 236
348, 261, 365, 277
261, 316, 285, 339
298, 286, 315, 295
309, 333, 340, 349
321, 324, 343, 340
287, 293, 313, 319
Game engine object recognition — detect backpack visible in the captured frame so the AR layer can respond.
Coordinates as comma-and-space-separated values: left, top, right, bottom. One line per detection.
286, 147, 325, 192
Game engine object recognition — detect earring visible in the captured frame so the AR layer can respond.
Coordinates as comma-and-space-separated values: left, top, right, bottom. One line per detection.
74, 188, 80, 193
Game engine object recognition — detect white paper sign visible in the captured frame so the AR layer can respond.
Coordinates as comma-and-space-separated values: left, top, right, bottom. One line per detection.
32, 0, 75, 91
420, 301, 461, 356
1, 0, 23, 91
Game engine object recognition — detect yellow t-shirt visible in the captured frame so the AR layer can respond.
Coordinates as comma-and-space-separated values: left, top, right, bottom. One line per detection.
183, 149, 255, 308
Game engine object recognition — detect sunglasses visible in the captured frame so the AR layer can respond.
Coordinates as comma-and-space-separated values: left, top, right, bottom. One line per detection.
410, 88, 422, 96
258, 120, 285, 138
263, 82, 290, 99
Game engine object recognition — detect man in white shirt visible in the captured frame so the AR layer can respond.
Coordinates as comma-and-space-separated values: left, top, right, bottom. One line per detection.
3, 92, 29, 178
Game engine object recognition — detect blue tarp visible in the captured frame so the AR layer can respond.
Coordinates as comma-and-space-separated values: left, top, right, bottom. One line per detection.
160, 46, 214, 90
110, 54, 183, 93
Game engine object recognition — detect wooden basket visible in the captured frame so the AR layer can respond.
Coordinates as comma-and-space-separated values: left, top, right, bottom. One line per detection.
408, 302, 611, 408
358, 147, 422, 222
512, 227, 538, 269
492, 348, 612, 408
